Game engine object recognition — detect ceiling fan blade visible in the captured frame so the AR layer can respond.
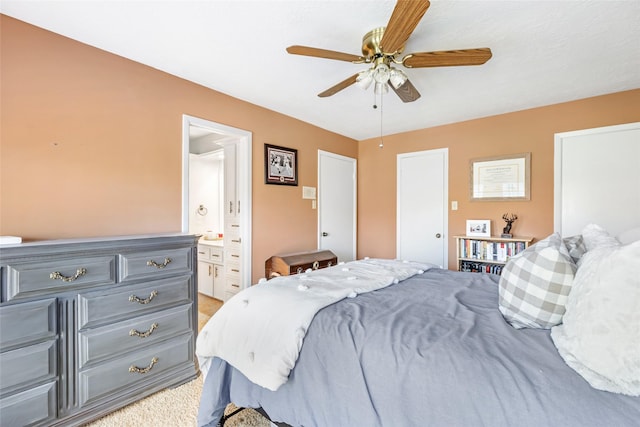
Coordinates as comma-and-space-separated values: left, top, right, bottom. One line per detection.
287, 45, 365, 63
379, 0, 430, 55
390, 78, 421, 103
318, 73, 359, 98
403, 48, 493, 68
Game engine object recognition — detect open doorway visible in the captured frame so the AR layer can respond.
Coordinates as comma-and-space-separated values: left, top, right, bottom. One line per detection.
187, 128, 225, 239
182, 115, 252, 298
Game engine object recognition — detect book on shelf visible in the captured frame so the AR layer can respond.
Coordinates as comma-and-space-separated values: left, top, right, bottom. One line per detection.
458, 238, 527, 262
459, 261, 504, 275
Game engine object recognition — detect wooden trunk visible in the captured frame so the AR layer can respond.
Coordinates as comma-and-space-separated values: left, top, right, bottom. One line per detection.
265, 250, 338, 279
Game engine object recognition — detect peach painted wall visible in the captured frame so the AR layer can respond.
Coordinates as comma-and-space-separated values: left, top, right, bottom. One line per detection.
357, 89, 640, 269
0, 16, 357, 283
2, 16, 639, 281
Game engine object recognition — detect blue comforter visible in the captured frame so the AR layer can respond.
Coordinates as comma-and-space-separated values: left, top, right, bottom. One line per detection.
198, 268, 640, 426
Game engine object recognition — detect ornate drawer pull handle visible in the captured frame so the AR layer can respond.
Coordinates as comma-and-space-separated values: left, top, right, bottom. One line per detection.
147, 257, 172, 269
129, 290, 158, 304
50, 268, 87, 282
129, 357, 158, 374
129, 322, 158, 338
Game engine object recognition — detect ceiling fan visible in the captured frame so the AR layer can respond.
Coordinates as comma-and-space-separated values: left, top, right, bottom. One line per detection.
286, 0, 492, 103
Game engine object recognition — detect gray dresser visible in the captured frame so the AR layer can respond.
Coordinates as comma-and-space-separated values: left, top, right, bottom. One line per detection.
0, 234, 200, 426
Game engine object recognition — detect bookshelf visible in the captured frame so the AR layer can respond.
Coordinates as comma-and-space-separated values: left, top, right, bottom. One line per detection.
454, 235, 534, 275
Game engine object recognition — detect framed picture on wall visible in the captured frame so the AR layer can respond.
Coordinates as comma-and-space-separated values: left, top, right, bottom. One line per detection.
466, 219, 491, 237
470, 153, 531, 201
265, 144, 298, 186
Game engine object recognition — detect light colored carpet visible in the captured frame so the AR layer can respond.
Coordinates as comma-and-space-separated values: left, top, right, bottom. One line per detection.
199, 312, 212, 332
84, 374, 270, 427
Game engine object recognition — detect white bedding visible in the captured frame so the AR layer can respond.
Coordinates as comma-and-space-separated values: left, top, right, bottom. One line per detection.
552, 238, 640, 396
196, 258, 432, 391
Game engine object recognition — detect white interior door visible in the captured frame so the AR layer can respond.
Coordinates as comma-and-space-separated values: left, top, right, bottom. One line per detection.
397, 148, 448, 267
318, 150, 356, 262
554, 122, 640, 237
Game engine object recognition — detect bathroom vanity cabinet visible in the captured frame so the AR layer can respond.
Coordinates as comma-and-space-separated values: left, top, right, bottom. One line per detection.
0, 234, 199, 426
197, 240, 225, 300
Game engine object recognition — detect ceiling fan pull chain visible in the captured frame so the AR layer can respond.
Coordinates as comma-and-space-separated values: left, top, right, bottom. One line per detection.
379, 91, 384, 148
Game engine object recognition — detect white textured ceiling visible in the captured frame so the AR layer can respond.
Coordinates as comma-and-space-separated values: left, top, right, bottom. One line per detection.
2, 1, 639, 141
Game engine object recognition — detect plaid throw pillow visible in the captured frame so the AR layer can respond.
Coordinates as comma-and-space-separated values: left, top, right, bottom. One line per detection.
563, 234, 588, 264
499, 233, 576, 329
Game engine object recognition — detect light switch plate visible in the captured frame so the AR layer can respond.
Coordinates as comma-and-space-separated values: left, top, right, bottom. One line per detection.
303, 186, 316, 200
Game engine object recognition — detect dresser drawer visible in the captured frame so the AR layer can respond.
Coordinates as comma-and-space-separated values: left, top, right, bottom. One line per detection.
119, 247, 192, 282
225, 249, 241, 267
198, 245, 224, 263
197, 245, 211, 260
78, 333, 194, 407
224, 259, 241, 295
209, 245, 224, 263
78, 303, 193, 368
78, 275, 192, 328
3, 256, 116, 301
0, 299, 56, 348
0, 381, 57, 427
0, 340, 56, 391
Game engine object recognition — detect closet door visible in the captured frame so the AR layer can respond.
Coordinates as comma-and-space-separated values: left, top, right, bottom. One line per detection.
397, 148, 448, 267
554, 122, 640, 237
318, 150, 357, 262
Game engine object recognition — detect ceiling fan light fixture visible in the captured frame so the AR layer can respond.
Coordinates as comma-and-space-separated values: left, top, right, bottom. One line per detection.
356, 69, 373, 90
374, 81, 389, 95
389, 68, 408, 89
372, 63, 391, 83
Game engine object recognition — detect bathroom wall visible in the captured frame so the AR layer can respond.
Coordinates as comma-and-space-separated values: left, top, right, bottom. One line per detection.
188, 151, 224, 237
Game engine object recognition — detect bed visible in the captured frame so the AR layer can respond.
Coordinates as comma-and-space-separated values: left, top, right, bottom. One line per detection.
196, 239, 640, 427
197, 124, 640, 426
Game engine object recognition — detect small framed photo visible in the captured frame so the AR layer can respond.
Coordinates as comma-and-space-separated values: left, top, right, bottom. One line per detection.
265, 144, 298, 186
466, 220, 491, 237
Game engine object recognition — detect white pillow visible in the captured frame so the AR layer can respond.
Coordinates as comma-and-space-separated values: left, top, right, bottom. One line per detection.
551, 240, 640, 396
616, 227, 640, 245
581, 223, 620, 251
499, 233, 576, 329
